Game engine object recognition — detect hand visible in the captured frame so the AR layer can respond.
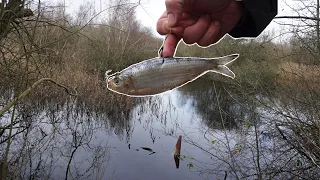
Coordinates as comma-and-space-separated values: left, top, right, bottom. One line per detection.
157, 0, 243, 57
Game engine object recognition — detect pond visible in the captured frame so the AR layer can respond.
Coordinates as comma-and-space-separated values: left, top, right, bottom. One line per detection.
0, 78, 319, 180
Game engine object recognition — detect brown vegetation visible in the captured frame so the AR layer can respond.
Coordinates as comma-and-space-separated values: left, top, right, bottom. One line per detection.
0, 0, 320, 179
277, 61, 320, 92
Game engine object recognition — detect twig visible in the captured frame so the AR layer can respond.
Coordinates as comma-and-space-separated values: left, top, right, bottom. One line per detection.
2, 104, 16, 180
274, 16, 320, 21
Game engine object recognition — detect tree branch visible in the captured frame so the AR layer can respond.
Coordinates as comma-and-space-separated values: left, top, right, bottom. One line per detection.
275, 16, 320, 21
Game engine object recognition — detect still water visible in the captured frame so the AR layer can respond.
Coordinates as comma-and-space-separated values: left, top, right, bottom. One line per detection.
1, 78, 317, 180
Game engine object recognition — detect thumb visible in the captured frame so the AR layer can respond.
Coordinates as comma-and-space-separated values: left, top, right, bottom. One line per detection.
165, 0, 186, 27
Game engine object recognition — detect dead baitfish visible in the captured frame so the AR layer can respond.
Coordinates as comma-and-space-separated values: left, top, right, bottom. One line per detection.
106, 54, 239, 97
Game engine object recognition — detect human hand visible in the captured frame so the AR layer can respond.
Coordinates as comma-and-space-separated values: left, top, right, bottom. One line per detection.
157, 0, 243, 57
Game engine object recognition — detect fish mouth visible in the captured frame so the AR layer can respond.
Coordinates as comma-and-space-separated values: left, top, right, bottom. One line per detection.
107, 75, 115, 82
106, 70, 121, 84
105, 70, 113, 79
106, 73, 115, 90
106, 72, 122, 93
105, 70, 118, 84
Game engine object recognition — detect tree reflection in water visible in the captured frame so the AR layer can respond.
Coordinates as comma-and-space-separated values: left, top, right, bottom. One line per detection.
1, 77, 320, 180
0, 91, 145, 179
176, 78, 320, 179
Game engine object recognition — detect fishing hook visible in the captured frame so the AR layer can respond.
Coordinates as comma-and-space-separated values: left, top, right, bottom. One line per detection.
158, 28, 172, 60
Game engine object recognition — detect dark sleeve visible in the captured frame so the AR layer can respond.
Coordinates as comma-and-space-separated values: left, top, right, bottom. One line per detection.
228, 0, 278, 38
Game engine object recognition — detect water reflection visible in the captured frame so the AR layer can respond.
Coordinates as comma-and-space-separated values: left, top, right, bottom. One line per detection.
177, 78, 247, 130
1, 77, 320, 179
9, 100, 112, 179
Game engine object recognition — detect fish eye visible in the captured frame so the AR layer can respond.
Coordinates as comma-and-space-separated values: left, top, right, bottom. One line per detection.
114, 77, 120, 84
113, 78, 120, 84
113, 76, 121, 86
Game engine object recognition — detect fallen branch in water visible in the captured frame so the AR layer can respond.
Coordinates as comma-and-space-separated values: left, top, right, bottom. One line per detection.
0, 78, 77, 117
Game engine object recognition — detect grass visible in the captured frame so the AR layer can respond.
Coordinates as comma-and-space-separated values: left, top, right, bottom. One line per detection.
1, 2, 320, 178
277, 61, 320, 92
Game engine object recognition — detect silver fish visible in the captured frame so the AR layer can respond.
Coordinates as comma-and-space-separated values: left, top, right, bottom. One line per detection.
106, 54, 239, 97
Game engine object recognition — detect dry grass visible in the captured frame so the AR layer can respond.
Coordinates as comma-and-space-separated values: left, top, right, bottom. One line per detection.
54, 58, 135, 110
277, 61, 320, 92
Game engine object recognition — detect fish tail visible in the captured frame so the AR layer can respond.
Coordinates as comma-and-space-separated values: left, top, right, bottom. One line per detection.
214, 54, 239, 66
209, 54, 239, 79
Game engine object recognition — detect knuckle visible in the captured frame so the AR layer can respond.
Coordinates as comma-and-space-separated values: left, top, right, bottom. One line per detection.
165, 0, 184, 11
165, 0, 176, 8
156, 21, 167, 35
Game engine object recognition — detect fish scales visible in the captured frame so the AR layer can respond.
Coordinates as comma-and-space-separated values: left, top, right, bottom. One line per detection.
129, 57, 213, 89
136, 58, 208, 89
106, 54, 239, 97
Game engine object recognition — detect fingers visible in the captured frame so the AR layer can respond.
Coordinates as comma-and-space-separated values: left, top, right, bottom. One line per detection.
158, 15, 222, 55
157, 12, 197, 36
183, 14, 211, 44
197, 21, 221, 46
161, 34, 182, 57
157, 12, 172, 36
165, 0, 186, 27
158, 14, 222, 52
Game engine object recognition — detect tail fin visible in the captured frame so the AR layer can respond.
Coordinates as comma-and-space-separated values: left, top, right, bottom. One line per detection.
209, 54, 239, 79
214, 54, 239, 66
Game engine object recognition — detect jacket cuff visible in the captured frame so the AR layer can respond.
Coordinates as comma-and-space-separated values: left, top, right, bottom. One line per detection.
229, 0, 278, 38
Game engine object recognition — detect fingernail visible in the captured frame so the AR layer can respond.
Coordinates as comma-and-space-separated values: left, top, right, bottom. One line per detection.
168, 14, 174, 27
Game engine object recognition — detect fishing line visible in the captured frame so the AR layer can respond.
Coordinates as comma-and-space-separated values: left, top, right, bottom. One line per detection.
136, 1, 171, 58
138, 1, 156, 23
158, 28, 172, 57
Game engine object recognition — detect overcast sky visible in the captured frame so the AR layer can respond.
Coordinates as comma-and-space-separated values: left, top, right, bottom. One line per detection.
50, 0, 310, 40
50, 0, 165, 37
